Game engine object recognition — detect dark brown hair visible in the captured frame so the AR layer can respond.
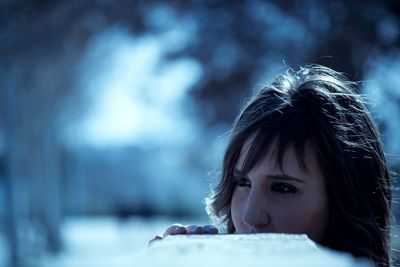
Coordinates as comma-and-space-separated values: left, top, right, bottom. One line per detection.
206, 65, 392, 266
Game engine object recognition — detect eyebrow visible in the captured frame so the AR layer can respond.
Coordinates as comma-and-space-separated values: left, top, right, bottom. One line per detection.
266, 174, 305, 183
233, 168, 305, 184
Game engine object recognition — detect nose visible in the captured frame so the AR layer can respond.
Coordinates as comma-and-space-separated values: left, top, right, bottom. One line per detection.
242, 189, 271, 232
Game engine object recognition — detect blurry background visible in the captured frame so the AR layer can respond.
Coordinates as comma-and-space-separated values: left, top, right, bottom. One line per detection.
0, 0, 400, 266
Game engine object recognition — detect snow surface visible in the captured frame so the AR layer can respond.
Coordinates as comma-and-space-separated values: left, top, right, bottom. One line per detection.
32, 216, 199, 266
12, 217, 373, 267
139, 234, 373, 267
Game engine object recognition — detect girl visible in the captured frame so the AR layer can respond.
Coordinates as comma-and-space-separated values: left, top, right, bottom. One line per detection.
152, 65, 393, 267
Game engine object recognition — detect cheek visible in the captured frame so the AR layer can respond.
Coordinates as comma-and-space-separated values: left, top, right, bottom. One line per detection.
277, 197, 328, 241
305, 200, 329, 241
230, 189, 246, 230
285, 206, 325, 227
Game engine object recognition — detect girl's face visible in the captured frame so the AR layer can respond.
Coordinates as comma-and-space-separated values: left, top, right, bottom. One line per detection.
230, 137, 329, 242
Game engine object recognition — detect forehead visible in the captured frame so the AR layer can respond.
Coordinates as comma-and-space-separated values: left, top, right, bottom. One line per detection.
235, 135, 322, 180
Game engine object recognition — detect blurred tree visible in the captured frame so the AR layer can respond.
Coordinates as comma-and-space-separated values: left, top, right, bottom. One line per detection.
0, 0, 399, 265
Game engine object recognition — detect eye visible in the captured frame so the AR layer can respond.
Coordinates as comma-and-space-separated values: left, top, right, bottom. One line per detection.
237, 177, 251, 187
271, 182, 298, 194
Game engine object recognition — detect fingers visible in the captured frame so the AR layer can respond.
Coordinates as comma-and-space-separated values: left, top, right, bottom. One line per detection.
161, 223, 219, 240
203, 224, 219, 234
163, 224, 187, 238
185, 224, 205, 234
148, 235, 163, 246
185, 224, 219, 234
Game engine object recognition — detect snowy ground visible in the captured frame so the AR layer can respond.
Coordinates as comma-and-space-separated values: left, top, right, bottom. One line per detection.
0, 216, 200, 266
0, 216, 397, 266
142, 234, 374, 267
35, 216, 207, 267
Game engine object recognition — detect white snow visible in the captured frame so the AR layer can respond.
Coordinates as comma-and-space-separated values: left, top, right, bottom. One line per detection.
26, 217, 374, 267
140, 234, 373, 267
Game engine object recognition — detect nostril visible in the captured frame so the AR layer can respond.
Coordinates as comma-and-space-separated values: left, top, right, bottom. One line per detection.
249, 222, 270, 233
243, 212, 270, 231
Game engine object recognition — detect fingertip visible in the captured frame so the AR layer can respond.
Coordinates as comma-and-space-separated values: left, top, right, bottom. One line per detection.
164, 224, 187, 237
185, 224, 205, 234
148, 235, 163, 246
204, 225, 219, 234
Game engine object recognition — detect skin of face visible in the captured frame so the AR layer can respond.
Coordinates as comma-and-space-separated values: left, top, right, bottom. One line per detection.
231, 137, 329, 242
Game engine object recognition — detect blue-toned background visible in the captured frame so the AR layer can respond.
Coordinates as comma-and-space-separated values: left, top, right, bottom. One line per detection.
0, 1, 399, 266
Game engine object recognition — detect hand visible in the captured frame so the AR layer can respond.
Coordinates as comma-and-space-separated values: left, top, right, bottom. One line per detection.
149, 223, 219, 246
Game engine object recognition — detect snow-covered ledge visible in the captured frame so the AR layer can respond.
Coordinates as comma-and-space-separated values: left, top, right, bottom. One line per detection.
138, 234, 373, 267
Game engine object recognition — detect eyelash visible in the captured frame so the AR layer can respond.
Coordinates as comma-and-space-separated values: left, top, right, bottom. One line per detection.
271, 182, 298, 194
237, 177, 251, 187
235, 177, 298, 194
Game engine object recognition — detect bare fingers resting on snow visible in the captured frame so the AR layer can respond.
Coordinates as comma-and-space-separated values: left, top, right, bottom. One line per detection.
149, 224, 218, 245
